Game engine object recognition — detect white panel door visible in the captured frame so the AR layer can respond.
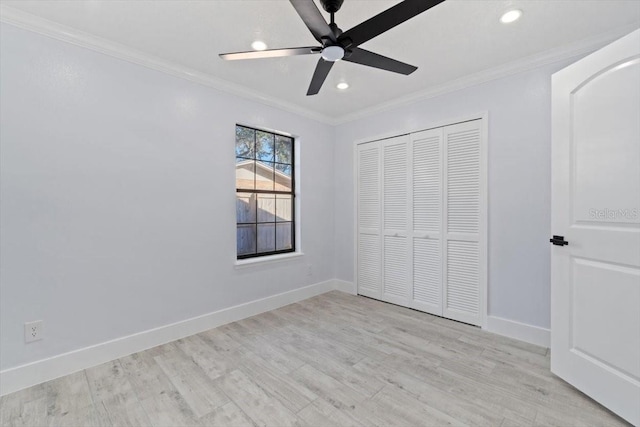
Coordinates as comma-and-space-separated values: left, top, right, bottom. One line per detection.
382, 135, 411, 306
551, 29, 640, 425
443, 120, 484, 326
411, 128, 443, 315
356, 142, 382, 299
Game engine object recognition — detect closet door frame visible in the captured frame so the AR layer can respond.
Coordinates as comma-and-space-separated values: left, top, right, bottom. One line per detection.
353, 112, 488, 329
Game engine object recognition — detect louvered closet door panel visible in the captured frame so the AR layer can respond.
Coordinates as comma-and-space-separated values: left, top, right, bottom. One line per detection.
382, 136, 410, 304
384, 235, 409, 300
447, 125, 480, 234
446, 240, 479, 313
413, 238, 441, 311
383, 139, 408, 231
413, 129, 442, 233
358, 233, 380, 296
444, 120, 483, 326
357, 143, 382, 298
358, 146, 380, 230
411, 129, 443, 315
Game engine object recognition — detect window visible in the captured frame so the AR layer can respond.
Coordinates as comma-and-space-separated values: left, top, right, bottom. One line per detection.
236, 125, 295, 259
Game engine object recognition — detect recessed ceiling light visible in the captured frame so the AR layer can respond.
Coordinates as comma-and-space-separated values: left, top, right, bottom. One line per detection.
500, 9, 522, 24
251, 40, 267, 51
336, 82, 349, 90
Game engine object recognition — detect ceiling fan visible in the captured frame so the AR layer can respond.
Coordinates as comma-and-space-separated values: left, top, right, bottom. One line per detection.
219, 0, 445, 96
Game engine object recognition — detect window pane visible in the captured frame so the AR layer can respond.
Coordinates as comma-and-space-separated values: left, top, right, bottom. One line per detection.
237, 224, 256, 255
255, 161, 275, 191
276, 222, 293, 250
275, 163, 292, 191
257, 193, 276, 222
276, 195, 292, 222
236, 127, 294, 258
235, 126, 255, 159
256, 131, 274, 162
236, 160, 255, 190
257, 223, 275, 252
275, 135, 292, 164
236, 193, 256, 223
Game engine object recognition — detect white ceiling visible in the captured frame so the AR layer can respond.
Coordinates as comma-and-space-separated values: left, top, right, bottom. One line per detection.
2, 0, 640, 122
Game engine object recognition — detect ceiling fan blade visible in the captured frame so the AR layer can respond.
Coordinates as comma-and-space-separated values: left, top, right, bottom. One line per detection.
219, 47, 320, 60
339, 0, 445, 48
344, 48, 417, 75
289, 0, 336, 43
307, 59, 334, 96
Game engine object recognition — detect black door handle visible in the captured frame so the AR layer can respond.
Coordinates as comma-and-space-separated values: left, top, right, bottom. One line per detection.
550, 235, 568, 246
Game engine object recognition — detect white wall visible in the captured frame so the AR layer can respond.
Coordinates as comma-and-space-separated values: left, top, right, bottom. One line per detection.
333, 57, 584, 330
0, 18, 594, 375
0, 23, 335, 371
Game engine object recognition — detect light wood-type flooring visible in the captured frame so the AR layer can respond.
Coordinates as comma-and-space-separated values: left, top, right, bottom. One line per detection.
0, 291, 628, 426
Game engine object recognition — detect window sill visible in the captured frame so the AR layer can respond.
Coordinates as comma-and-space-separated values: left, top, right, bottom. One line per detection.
234, 252, 304, 269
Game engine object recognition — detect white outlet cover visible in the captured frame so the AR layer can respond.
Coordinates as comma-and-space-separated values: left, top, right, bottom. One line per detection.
24, 320, 43, 343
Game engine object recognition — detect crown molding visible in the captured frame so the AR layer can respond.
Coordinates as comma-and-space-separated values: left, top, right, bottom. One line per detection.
1, 5, 637, 127
333, 23, 640, 125
0, 5, 335, 125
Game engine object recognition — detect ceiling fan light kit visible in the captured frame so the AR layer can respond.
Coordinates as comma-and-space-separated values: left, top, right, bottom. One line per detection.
220, 0, 446, 95
321, 45, 344, 62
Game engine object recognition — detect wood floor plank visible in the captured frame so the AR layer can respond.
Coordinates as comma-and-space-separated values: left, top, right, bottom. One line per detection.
377, 384, 468, 426
119, 350, 176, 402
0, 292, 629, 427
197, 401, 256, 427
97, 395, 152, 427
297, 398, 363, 427
154, 343, 229, 418
86, 360, 137, 404
213, 369, 302, 427
173, 334, 241, 380
139, 390, 199, 427
292, 349, 385, 399
289, 364, 366, 413
43, 371, 95, 418
196, 328, 242, 353
236, 350, 317, 412
352, 356, 503, 427
236, 334, 306, 375
13, 397, 50, 427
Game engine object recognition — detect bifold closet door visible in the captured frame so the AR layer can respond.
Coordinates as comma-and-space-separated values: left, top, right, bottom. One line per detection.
443, 120, 484, 326
356, 142, 382, 299
381, 135, 411, 306
410, 128, 443, 316
356, 119, 484, 327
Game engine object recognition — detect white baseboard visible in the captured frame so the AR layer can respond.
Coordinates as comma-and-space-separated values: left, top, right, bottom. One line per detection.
0, 280, 335, 396
1, 280, 550, 396
485, 315, 550, 348
332, 279, 356, 295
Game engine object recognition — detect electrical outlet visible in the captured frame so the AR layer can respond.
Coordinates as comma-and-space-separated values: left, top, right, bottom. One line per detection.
25, 320, 43, 343
307, 264, 313, 277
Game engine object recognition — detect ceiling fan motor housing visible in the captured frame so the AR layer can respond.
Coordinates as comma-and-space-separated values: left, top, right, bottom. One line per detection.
320, 0, 344, 13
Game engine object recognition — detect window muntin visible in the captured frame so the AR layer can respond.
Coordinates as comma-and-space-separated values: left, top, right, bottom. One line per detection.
236, 125, 295, 259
